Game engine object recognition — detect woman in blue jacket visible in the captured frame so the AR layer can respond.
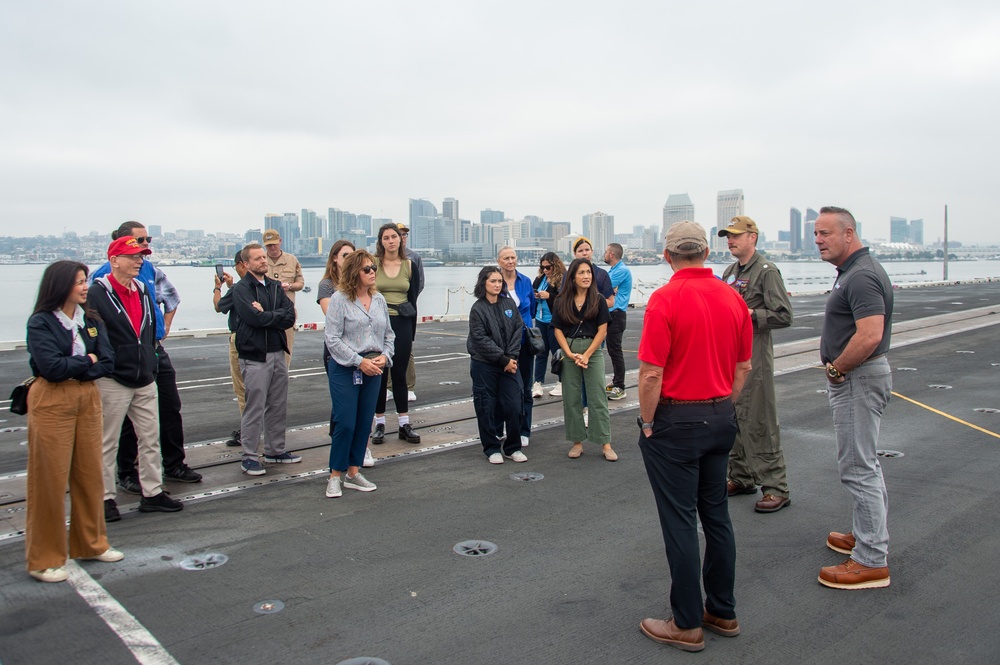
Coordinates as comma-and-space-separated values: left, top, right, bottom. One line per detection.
24, 261, 122, 583
468, 266, 526, 464
497, 247, 536, 447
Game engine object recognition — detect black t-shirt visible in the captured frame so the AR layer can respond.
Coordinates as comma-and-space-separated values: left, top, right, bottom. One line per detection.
550, 296, 611, 339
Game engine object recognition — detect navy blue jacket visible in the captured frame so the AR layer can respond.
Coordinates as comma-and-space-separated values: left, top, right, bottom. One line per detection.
27, 311, 114, 382
88, 276, 159, 388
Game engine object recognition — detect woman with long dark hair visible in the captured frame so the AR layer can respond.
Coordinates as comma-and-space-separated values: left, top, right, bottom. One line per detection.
372, 223, 421, 444
531, 252, 565, 397
24, 261, 121, 582
323, 250, 394, 498
468, 266, 527, 464
552, 258, 617, 461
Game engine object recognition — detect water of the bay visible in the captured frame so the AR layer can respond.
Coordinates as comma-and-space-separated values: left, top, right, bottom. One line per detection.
2, 260, 998, 342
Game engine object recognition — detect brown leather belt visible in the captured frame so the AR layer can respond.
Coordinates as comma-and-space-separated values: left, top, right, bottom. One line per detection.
659, 396, 730, 405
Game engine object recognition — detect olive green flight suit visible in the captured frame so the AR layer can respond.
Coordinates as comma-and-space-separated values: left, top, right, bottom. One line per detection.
722, 251, 793, 497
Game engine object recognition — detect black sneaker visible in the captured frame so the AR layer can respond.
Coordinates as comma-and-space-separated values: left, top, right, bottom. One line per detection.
164, 465, 203, 483
104, 499, 121, 523
117, 476, 142, 495
225, 429, 241, 447
371, 423, 385, 445
138, 492, 184, 513
398, 423, 421, 444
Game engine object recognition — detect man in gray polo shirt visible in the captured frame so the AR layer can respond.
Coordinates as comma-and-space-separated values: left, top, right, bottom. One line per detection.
814, 206, 893, 590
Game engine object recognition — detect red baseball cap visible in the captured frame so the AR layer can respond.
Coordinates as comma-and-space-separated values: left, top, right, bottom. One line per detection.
108, 236, 153, 260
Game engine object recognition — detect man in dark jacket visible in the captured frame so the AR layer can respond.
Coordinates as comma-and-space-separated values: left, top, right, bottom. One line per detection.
89, 237, 183, 521
233, 243, 300, 476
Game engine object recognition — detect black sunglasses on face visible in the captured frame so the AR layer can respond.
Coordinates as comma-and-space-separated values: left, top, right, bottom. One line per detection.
360, 265, 377, 274
132, 236, 152, 244
541, 264, 552, 270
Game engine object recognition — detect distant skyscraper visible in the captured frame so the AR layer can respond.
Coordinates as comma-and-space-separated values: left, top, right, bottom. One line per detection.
343, 212, 358, 234
890, 217, 909, 243
278, 213, 300, 248
328, 208, 346, 238
804, 222, 815, 253
481, 208, 504, 224
409, 199, 439, 249
357, 214, 373, 236
442, 198, 460, 243
245, 229, 263, 243
789, 207, 802, 253
805, 208, 819, 223
663, 193, 695, 239
264, 213, 282, 231
716, 189, 744, 251
301, 209, 320, 238
908, 219, 923, 245
582, 211, 615, 254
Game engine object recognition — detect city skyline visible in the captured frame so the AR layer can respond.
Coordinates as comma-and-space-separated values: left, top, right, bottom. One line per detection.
2, 2, 997, 245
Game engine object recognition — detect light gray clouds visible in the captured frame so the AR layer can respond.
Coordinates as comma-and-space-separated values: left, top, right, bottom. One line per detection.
2, 0, 997, 243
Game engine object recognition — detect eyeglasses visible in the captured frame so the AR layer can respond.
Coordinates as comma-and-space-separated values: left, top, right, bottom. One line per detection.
115, 254, 145, 262
399, 232, 409, 237
360, 265, 377, 274
541, 264, 552, 271
132, 236, 152, 244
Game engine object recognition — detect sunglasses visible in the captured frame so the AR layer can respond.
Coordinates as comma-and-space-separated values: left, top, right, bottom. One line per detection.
360, 265, 377, 274
132, 236, 153, 244
541, 264, 552, 271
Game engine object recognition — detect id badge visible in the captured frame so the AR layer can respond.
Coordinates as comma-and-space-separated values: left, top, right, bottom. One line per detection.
353, 369, 363, 385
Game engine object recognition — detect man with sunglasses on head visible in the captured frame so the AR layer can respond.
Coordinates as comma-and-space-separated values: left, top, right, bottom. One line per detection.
91, 222, 201, 507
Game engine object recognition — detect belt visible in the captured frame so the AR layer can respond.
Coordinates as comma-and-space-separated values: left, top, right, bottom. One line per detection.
659, 396, 730, 405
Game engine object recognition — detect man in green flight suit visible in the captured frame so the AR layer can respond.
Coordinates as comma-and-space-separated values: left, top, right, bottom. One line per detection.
719, 216, 793, 513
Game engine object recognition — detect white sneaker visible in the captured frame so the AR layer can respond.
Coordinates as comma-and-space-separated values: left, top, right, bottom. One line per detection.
549, 382, 562, 397
521, 435, 529, 447
344, 472, 377, 492
363, 447, 376, 468
325, 475, 343, 498
488, 453, 504, 464
531, 381, 543, 398
81, 547, 124, 563
29, 568, 68, 583
505, 450, 528, 463
407, 391, 417, 402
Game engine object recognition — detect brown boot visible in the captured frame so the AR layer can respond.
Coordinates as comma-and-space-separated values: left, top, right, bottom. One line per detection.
639, 617, 705, 652
703, 611, 740, 637
827, 530, 856, 554
818, 558, 890, 589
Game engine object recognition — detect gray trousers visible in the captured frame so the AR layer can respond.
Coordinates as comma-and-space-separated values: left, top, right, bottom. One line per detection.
239, 351, 289, 461
827, 356, 892, 567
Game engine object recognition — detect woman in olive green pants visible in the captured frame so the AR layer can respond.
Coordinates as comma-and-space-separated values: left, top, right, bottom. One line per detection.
551, 258, 617, 461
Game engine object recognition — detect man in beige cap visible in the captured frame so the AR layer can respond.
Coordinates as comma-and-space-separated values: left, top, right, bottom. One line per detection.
719, 216, 793, 513
262, 229, 304, 367
636, 221, 752, 652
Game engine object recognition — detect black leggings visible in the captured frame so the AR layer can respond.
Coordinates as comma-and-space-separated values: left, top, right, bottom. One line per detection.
376, 314, 414, 414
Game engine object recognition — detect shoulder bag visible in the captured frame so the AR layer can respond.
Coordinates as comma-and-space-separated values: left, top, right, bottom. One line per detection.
9, 376, 34, 416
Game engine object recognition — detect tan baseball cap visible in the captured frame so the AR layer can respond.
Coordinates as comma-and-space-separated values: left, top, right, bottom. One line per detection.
665, 221, 708, 255
262, 229, 281, 245
718, 215, 759, 237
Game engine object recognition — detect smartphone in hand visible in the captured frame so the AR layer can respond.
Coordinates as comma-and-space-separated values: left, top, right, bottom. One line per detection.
215, 264, 225, 280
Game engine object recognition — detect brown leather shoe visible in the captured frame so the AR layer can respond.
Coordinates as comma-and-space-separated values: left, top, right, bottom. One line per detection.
754, 494, 790, 513
818, 558, 890, 589
702, 611, 740, 637
727, 480, 757, 496
639, 618, 705, 652
827, 530, 856, 554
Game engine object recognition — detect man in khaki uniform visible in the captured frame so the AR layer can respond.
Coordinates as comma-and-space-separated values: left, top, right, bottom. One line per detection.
262, 229, 303, 367
719, 216, 793, 513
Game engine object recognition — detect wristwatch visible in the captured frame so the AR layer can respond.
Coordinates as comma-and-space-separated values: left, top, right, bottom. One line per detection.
826, 363, 845, 380
636, 416, 653, 431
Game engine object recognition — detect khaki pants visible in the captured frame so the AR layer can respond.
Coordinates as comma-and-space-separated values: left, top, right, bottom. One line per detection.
25, 378, 110, 571
229, 333, 245, 413
97, 378, 164, 500
284, 326, 295, 369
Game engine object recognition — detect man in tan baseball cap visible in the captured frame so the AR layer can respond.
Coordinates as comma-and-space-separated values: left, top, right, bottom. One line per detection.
718, 215, 793, 514
261, 229, 303, 366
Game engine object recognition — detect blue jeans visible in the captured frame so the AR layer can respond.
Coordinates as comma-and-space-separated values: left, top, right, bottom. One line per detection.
827, 356, 892, 567
638, 400, 738, 629
532, 320, 558, 383
328, 360, 381, 472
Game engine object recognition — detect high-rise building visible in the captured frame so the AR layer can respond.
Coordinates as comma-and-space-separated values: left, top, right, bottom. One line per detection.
328, 208, 346, 239
481, 208, 504, 224
908, 219, 923, 245
357, 214, 373, 236
890, 217, 909, 243
442, 198, 460, 243
409, 199, 439, 249
663, 193, 695, 239
301, 209, 320, 239
716, 190, 744, 251
264, 214, 282, 232
789, 207, 802, 253
804, 222, 816, 254
805, 208, 819, 223
582, 212, 615, 254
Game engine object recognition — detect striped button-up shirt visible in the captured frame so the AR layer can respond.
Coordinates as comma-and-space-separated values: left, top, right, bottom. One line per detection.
324, 290, 395, 368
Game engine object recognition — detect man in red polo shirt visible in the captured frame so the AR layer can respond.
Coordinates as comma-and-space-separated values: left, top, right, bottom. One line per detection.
635, 221, 752, 653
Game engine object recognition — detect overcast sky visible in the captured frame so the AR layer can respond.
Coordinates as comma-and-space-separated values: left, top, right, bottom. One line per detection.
2, 1, 998, 245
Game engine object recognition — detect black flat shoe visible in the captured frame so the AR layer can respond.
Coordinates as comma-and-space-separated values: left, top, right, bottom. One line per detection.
371, 423, 385, 445
398, 423, 421, 444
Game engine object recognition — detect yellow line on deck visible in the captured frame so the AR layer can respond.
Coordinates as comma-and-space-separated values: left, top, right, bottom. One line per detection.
892, 392, 1000, 440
